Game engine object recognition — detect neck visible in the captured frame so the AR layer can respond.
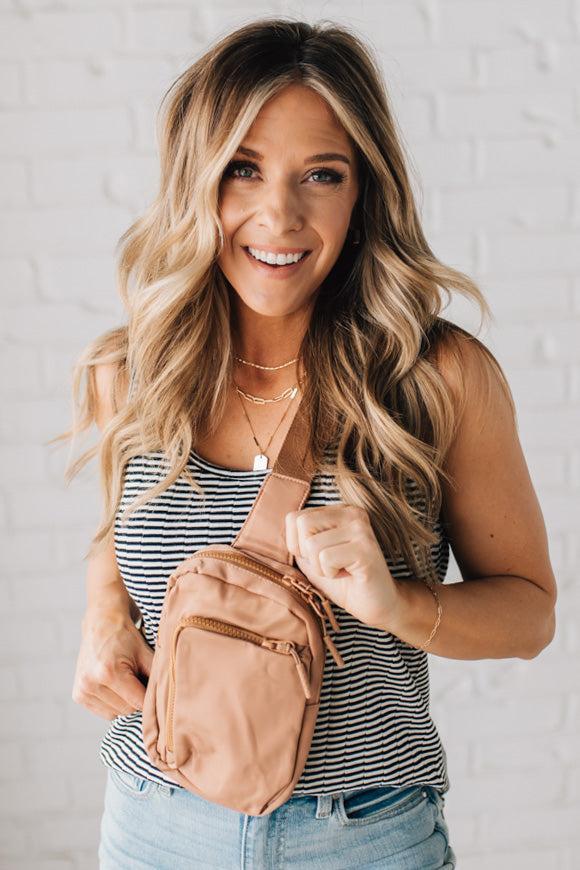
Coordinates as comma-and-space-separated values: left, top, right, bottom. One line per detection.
230, 297, 312, 389
231, 324, 306, 368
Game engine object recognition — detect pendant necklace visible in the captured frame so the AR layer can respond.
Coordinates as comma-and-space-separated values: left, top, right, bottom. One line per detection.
233, 351, 302, 469
233, 351, 303, 470
234, 379, 302, 470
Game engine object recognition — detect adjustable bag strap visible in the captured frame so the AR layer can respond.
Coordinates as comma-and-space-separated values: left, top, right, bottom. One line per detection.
232, 398, 317, 565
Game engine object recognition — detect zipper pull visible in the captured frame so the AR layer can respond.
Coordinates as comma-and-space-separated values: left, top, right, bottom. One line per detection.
287, 644, 312, 700
284, 574, 345, 667
317, 615, 346, 668
323, 633, 345, 668
286, 574, 341, 633
286, 574, 313, 597
307, 587, 341, 635
319, 596, 340, 633
262, 640, 312, 700
261, 638, 283, 651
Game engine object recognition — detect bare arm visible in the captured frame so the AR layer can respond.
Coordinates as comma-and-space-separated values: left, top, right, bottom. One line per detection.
382, 337, 557, 660
72, 361, 153, 720
84, 528, 141, 625
84, 361, 141, 625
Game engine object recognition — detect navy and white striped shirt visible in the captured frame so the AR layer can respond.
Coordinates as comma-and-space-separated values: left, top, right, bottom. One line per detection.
100, 442, 451, 796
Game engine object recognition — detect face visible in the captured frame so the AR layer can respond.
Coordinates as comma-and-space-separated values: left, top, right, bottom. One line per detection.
217, 83, 359, 319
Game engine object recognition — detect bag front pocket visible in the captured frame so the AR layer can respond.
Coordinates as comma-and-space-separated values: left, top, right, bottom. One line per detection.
165, 615, 313, 806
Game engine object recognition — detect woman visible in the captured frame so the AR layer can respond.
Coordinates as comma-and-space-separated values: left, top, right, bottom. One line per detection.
57, 18, 557, 869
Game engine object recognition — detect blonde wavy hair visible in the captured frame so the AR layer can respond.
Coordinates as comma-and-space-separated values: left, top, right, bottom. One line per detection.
51, 17, 515, 584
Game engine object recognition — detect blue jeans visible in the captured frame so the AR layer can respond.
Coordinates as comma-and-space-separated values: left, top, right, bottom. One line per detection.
99, 767, 457, 868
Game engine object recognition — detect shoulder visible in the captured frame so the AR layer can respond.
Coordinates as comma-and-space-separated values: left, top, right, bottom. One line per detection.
424, 317, 517, 439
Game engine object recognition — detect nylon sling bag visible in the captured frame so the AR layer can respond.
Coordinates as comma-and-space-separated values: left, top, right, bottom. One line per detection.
142, 398, 346, 816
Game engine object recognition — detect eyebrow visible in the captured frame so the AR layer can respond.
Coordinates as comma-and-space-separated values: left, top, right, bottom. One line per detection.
235, 145, 351, 167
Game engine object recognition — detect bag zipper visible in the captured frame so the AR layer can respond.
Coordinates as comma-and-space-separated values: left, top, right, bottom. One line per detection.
175, 549, 345, 669
166, 615, 312, 753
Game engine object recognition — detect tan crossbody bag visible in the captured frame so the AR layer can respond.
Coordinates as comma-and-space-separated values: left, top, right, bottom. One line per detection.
142, 398, 346, 816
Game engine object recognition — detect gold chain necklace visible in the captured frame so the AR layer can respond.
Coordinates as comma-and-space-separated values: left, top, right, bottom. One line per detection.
232, 351, 304, 469
235, 355, 298, 371
233, 352, 300, 400
234, 379, 303, 470
234, 382, 299, 404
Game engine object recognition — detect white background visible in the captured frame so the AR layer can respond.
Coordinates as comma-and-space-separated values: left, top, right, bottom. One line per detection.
1, 1, 579, 867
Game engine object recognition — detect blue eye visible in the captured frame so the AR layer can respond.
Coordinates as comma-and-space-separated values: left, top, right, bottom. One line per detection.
226, 162, 255, 179
223, 161, 346, 185
309, 168, 346, 184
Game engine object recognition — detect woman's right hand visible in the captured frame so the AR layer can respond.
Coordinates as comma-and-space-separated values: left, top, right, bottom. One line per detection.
72, 608, 155, 721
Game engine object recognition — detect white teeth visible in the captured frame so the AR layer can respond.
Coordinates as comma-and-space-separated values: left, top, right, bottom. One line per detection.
247, 247, 306, 265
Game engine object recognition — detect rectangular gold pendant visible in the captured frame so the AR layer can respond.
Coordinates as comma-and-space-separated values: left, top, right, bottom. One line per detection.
253, 453, 268, 471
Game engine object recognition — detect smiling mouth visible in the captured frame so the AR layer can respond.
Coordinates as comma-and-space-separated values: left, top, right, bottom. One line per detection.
242, 246, 312, 270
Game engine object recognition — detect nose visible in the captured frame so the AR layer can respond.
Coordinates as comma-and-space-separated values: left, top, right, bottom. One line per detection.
256, 180, 304, 237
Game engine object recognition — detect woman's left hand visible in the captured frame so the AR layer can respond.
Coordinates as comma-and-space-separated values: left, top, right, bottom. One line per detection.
285, 504, 402, 630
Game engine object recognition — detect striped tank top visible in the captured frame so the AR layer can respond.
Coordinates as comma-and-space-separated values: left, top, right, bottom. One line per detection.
100, 442, 451, 796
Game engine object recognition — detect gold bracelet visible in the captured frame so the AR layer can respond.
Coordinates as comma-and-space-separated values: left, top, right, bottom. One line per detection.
418, 581, 442, 651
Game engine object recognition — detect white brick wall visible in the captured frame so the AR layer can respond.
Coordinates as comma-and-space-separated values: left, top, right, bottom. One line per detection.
1, 2, 578, 868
